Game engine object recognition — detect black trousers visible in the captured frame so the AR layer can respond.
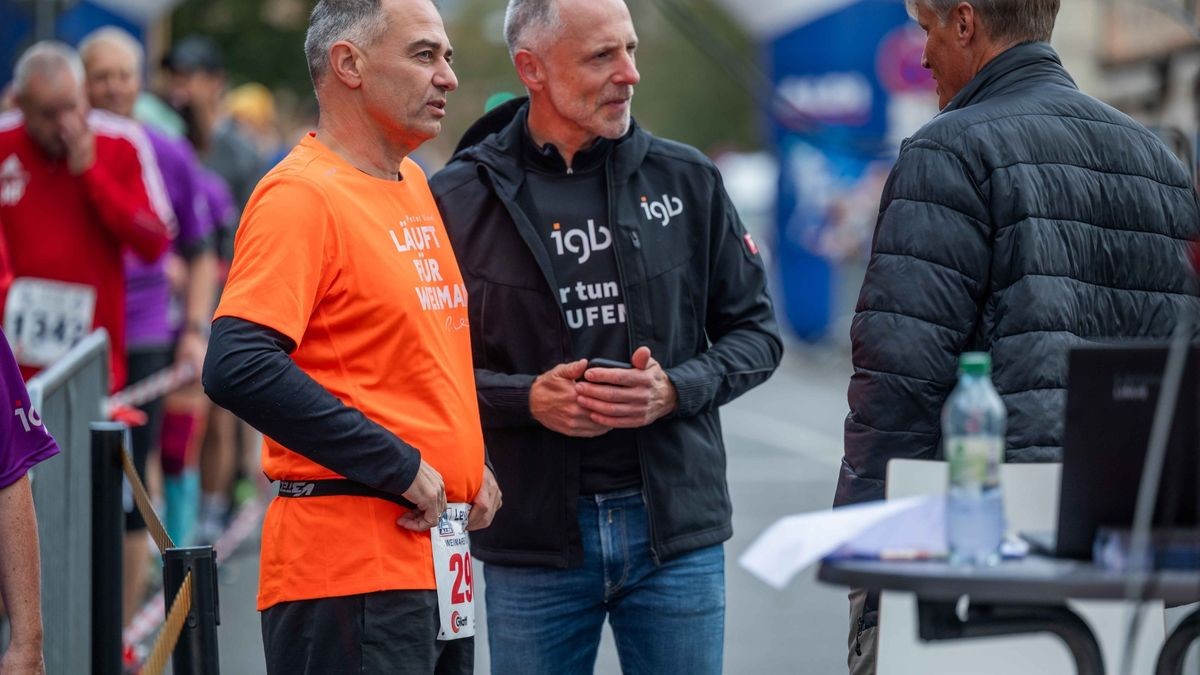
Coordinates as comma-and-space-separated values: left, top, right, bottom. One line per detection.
261, 589, 473, 675
125, 346, 172, 532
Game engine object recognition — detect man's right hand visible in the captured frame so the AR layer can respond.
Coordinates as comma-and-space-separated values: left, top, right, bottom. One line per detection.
396, 459, 446, 532
530, 360, 612, 437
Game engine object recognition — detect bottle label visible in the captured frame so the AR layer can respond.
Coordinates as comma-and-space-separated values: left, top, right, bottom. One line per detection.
946, 436, 1001, 488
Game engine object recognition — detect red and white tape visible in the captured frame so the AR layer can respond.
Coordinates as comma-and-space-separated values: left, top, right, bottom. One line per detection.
104, 362, 197, 419
121, 498, 265, 654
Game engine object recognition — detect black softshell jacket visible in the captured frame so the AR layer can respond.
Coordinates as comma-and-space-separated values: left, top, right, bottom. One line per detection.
430, 99, 783, 566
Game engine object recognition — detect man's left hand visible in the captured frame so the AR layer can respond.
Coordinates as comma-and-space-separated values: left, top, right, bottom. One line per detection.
467, 466, 501, 532
575, 346, 678, 428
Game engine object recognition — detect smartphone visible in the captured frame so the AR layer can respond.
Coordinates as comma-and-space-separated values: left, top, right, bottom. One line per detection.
578, 358, 632, 382
586, 358, 632, 370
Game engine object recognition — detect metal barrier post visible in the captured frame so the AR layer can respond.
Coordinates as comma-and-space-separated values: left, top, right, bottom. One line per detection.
162, 546, 220, 675
90, 422, 126, 675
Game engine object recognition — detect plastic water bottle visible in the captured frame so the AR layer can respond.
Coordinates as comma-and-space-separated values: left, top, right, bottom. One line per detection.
943, 352, 1007, 566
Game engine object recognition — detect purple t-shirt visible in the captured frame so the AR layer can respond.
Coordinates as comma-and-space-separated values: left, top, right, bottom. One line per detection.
198, 167, 238, 250
0, 328, 60, 489
124, 127, 215, 348
197, 168, 238, 293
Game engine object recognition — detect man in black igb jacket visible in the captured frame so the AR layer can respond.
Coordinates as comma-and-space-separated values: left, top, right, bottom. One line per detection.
429, 0, 781, 672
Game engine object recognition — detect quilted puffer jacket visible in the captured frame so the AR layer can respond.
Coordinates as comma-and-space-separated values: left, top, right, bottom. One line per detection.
837, 41, 1200, 506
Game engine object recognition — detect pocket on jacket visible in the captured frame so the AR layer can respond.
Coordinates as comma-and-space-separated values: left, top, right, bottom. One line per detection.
643, 264, 701, 365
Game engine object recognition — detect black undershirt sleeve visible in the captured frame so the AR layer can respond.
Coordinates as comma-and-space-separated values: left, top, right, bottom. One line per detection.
202, 315, 421, 497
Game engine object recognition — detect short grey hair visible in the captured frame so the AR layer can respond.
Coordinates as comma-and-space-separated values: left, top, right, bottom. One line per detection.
79, 26, 145, 71
304, 0, 390, 88
503, 0, 564, 59
13, 41, 85, 96
905, 0, 1060, 44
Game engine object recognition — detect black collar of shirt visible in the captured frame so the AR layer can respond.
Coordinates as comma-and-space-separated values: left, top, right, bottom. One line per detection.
521, 124, 613, 175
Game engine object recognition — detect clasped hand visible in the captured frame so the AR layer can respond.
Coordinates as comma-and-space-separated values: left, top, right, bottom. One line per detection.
530, 346, 678, 437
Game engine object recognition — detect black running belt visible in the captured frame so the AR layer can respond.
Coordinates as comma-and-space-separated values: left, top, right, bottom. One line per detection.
275, 479, 416, 509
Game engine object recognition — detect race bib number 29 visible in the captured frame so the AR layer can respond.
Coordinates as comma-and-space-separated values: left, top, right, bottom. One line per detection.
4, 278, 96, 368
431, 503, 475, 641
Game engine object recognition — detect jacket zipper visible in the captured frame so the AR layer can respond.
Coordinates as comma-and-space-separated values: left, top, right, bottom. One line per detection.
854, 614, 865, 656
605, 160, 659, 565
483, 167, 572, 354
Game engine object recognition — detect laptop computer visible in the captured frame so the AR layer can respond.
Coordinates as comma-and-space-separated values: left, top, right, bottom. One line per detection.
1050, 344, 1199, 560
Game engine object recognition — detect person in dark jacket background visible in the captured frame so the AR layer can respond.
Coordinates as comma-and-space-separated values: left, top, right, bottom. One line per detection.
429, 0, 782, 672
840, 0, 1200, 671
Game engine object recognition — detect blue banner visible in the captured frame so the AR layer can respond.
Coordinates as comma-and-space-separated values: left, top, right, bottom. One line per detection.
769, 0, 932, 341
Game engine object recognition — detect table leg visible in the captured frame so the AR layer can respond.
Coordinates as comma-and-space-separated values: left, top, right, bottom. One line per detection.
1156, 606, 1200, 675
917, 599, 1105, 675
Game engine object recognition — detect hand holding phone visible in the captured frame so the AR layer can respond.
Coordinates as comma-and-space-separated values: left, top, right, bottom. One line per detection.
585, 358, 632, 371
576, 347, 679, 428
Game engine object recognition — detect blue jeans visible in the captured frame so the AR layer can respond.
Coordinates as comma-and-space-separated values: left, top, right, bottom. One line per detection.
483, 489, 725, 675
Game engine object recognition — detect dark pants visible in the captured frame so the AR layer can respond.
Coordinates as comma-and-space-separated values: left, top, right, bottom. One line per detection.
125, 346, 172, 532
848, 588, 879, 675
261, 589, 473, 675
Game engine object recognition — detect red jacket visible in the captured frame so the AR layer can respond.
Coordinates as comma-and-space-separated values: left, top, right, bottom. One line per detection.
0, 109, 171, 390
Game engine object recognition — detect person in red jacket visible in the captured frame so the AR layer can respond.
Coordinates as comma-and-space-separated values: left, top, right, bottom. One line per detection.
0, 41, 170, 391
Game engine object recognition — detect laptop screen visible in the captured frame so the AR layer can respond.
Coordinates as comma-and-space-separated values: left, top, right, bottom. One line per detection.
1055, 344, 1199, 559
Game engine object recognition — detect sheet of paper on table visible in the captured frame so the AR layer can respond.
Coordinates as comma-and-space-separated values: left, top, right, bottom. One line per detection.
738, 495, 947, 590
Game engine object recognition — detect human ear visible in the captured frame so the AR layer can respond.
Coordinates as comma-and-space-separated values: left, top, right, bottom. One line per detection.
329, 41, 364, 89
954, 2, 976, 45
513, 49, 544, 92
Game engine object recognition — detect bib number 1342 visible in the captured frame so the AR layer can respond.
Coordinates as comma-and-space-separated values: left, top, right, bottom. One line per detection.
3, 277, 96, 368
431, 503, 475, 640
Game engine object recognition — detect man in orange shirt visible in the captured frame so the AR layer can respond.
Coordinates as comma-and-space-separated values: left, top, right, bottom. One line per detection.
202, 0, 499, 672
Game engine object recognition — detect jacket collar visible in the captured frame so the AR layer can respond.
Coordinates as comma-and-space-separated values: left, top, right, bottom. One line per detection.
941, 41, 1076, 114
450, 97, 651, 198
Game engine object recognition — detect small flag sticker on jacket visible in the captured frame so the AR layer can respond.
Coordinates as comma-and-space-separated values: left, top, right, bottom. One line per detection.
743, 233, 759, 255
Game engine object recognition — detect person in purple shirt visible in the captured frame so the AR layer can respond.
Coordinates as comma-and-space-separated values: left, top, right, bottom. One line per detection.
0, 327, 60, 675
79, 26, 218, 625
191, 164, 248, 546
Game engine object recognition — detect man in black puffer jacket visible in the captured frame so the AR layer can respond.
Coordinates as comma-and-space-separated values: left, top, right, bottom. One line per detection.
840, 0, 1200, 671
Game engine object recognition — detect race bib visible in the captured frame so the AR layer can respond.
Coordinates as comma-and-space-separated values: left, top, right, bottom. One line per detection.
3, 278, 96, 368
431, 503, 475, 641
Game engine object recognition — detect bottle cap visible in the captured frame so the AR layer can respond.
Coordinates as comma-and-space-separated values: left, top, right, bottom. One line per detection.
959, 352, 991, 376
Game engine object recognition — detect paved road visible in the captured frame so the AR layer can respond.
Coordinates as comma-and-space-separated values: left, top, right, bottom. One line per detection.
213, 344, 854, 674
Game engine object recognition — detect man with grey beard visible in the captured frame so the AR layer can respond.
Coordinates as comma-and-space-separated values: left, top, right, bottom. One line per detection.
430, 0, 782, 672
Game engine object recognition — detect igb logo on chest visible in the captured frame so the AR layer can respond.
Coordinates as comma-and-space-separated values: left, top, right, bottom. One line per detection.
639, 193, 683, 227
550, 220, 611, 264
